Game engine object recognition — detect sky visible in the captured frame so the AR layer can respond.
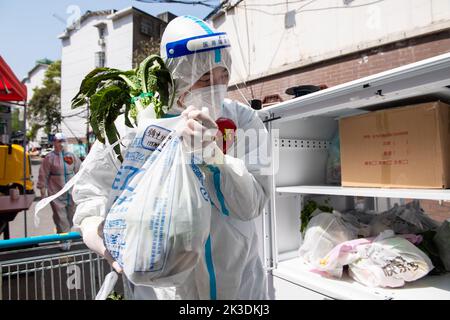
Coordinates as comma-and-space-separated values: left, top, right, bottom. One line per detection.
0, 0, 219, 80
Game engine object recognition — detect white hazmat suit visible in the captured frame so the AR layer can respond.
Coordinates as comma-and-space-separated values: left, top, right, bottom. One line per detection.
72, 15, 270, 300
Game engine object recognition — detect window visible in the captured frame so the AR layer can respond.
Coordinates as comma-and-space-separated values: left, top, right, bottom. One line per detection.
0, 121, 7, 135
140, 20, 153, 36
95, 51, 105, 68
98, 26, 106, 39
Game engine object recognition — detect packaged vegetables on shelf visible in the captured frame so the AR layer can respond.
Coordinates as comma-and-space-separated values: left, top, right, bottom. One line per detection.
298, 210, 358, 267
348, 231, 433, 288
369, 201, 440, 236
299, 201, 446, 288
300, 199, 333, 234
341, 210, 375, 238
304, 227, 434, 288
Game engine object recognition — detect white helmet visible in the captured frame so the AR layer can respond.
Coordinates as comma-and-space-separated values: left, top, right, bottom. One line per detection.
54, 132, 66, 141
160, 16, 232, 118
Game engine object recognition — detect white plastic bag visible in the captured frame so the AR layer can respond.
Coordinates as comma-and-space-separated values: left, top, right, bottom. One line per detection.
370, 201, 439, 236
311, 237, 372, 278
103, 113, 211, 287
312, 230, 424, 279
298, 211, 357, 268
349, 231, 434, 288
341, 210, 375, 238
95, 271, 119, 300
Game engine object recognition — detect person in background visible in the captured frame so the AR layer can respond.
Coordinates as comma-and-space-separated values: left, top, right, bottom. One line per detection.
37, 132, 81, 250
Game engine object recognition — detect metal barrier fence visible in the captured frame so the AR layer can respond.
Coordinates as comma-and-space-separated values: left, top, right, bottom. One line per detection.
0, 233, 121, 300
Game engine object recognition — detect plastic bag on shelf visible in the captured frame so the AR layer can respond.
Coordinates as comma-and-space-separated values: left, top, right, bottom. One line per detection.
348, 230, 434, 288
312, 230, 423, 278
298, 210, 358, 268
369, 201, 440, 236
325, 131, 341, 185
311, 237, 372, 278
341, 210, 376, 238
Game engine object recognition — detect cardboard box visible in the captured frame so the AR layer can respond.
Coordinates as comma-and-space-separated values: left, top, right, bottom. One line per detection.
339, 101, 450, 188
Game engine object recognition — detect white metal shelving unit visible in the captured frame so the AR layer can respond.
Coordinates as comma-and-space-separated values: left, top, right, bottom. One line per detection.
276, 185, 450, 201
274, 257, 450, 300
259, 53, 450, 300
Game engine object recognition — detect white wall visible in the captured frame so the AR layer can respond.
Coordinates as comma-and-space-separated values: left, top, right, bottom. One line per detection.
24, 65, 48, 102
60, 14, 133, 139
23, 64, 49, 143
212, 0, 450, 84
107, 14, 134, 70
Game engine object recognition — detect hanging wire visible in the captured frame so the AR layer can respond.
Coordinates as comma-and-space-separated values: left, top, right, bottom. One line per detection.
61, 118, 85, 143
216, 0, 386, 102
61, 108, 87, 119
239, 0, 386, 16
133, 0, 218, 8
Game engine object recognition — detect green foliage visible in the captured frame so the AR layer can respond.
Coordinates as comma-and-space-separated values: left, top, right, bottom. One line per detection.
106, 291, 124, 300
71, 54, 175, 162
416, 230, 446, 275
28, 60, 62, 135
300, 199, 333, 234
11, 108, 21, 132
26, 123, 43, 141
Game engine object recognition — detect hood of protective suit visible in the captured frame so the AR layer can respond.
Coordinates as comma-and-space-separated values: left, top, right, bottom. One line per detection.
160, 15, 232, 119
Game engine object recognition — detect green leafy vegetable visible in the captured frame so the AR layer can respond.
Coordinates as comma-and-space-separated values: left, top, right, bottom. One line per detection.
71, 55, 175, 162
106, 291, 124, 300
300, 199, 333, 234
416, 230, 447, 275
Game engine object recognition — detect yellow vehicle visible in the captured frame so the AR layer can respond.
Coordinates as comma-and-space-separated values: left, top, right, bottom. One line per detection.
0, 143, 34, 194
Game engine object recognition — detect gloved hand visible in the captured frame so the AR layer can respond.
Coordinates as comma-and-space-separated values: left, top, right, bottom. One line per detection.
80, 216, 123, 273
181, 106, 225, 165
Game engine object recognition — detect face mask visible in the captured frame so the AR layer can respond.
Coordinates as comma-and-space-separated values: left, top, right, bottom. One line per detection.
60, 142, 68, 151
182, 84, 227, 119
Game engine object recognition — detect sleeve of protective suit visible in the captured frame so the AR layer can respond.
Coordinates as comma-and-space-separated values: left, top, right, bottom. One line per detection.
205, 106, 270, 222
36, 155, 51, 190
72, 140, 120, 229
73, 153, 82, 174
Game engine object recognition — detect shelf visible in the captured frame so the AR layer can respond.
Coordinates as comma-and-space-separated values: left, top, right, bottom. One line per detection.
276, 185, 450, 201
273, 257, 450, 300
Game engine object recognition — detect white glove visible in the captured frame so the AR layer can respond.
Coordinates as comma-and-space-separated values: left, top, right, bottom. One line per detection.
80, 216, 123, 273
181, 106, 225, 165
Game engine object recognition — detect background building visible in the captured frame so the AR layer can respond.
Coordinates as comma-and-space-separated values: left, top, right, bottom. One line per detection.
22, 58, 53, 145
206, 0, 450, 106
59, 7, 176, 145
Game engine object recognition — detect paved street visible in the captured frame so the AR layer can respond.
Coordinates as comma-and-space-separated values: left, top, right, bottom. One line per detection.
1, 160, 57, 240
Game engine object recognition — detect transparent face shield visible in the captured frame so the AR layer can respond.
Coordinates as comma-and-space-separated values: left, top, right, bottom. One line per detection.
161, 21, 271, 172
164, 32, 232, 120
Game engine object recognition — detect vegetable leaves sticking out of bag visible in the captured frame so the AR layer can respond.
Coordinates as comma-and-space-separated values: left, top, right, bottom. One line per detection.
300, 199, 333, 234
71, 55, 175, 162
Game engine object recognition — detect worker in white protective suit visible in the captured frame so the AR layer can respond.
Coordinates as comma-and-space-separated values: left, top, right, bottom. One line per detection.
72, 15, 270, 300
37, 132, 81, 250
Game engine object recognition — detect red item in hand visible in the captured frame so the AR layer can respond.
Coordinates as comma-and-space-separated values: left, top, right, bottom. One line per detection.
63, 156, 73, 165
216, 117, 237, 154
